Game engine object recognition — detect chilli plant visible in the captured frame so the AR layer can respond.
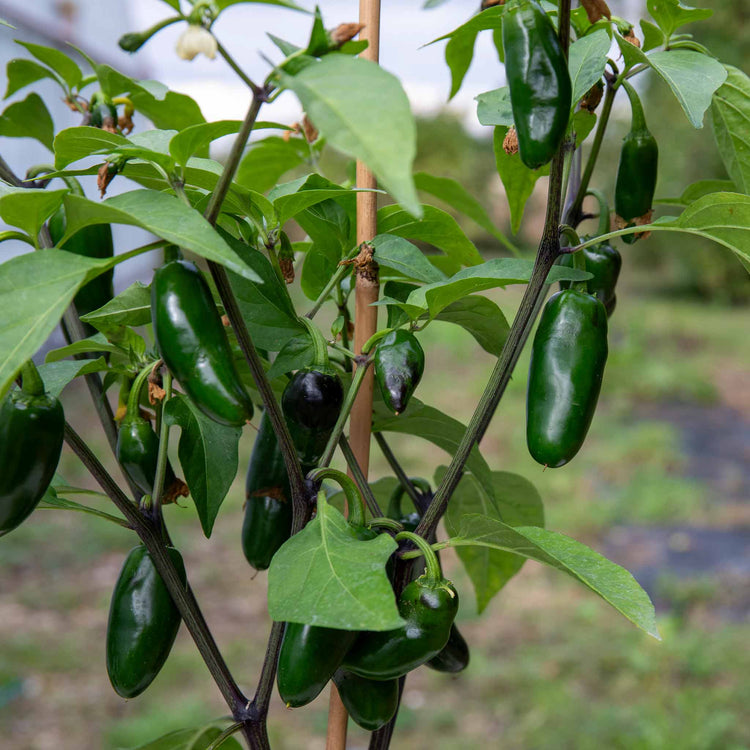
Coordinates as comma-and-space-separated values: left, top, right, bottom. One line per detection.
0, 0, 748, 748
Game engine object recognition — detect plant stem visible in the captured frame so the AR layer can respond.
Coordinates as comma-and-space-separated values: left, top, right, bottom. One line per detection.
216, 40, 259, 92
339, 435, 383, 518
305, 260, 353, 319
150, 370, 172, 512
251, 620, 285, 716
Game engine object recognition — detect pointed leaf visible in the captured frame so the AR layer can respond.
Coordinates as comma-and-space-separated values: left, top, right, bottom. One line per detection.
433, 295, 509, 356
38, 357, 108, 398
0, 93, 54, 150
371, 234, 447, 283
0, 184, 67, 239
646, 0, 712, 37
169, 120, 243, 167
568, 29, 610, 105
5, 58, 59, 98
80, 282, 152, 330
710, 65, 750, 194
16, 41, 82, 90
236, 136, 310, 195
476, 86, 514, 127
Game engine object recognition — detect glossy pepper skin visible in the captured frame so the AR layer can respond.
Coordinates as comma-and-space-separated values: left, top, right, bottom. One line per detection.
558, 244, 622, 317
116, 418, 177, 496
526, 290, 608, 468
333, 669, 399, 731
106, 545, 186, 699
0, 389, 64, 536
48, 208, 114, 332
615, 83, 658, 244
374, 330, 425, 415
241, 413, 293, 571
427, 624, 470, 673
342, 574, 459, 680
281, 367, 343, 469
277, 624, 358, 707
152, 260, 254, 426
503, 0, 572, 169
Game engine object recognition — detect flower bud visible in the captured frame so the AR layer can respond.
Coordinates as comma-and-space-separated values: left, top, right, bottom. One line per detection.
176, 24, 218, 61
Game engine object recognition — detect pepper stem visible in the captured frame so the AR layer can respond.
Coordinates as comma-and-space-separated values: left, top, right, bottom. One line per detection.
307, 468, 367, 528
395, 531, 442, 582
298, 316, 330, 368
587, 189, 611, 239
387, 478, 430, 519
125, 362, 156, 421
368, 517, 403, 533
20, 360, 45, 397
622, 80, 649, 133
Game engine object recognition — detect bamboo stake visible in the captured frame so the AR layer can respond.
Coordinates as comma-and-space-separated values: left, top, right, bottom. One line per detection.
326, 2, 382, 748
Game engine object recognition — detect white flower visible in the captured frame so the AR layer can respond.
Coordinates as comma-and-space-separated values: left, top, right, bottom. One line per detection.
176, 24, 217, 61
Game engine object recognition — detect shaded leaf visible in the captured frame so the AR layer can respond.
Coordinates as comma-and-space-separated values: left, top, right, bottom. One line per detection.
80, 282, 152, 330
266, 334, 314, 380
236, 136, 310, 195
38, 357, 108, 398
5, 58, 59, 98
16, 41, 82, 90
434, 295, 509, 356
476, 86, 514, 127
371, 234, 447, 284
0, 93, 54, 150
170, 120, 243, 167
646, 0, 712, 38
568, 29, 610, 106
0, 184, 67, 239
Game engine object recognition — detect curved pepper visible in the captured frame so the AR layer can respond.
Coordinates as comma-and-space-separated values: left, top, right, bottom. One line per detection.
559, 244, 621, 317
0, 366, 64, 537
242, 413, 293, 571
333, 669, 399, 731
526, 289, 608, 468
106, 545, 186, 698
374, 330, 425, 415
502, 0, 572, 169
427, 624, 470, 673
152, 260, 254, 426
281, 366, 343, 469
343, 532, 459, 680
614, 81, 658, 243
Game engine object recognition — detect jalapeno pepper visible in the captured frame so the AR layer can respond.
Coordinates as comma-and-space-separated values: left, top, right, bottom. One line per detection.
526, 289, 608, 468
241, 413, 293, 571
151, 260, 254, 427
333, 669, 399, 731
502, 0, 572, 169
106, 545, 186, 698
0, 364, 64, 537
374, 330, 425, 415
614, 81, 658, 243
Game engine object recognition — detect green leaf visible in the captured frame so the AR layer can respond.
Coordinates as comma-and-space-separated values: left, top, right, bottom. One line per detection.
272, 174, 356, 227
0, 184, 67, 239
266, 334, 314, 380
268, 494, 403, 630
0, 250, 111, 398
163, 394, 241, 538
16, 41, 82, 90
710, 65, 750, 195
5, 58, 60, 98
429, 7, 504, 99
568, 29, 610, 106
53, 126, 129, 169
80, 282, 152, 330
0, 93, 54, 150
38, 485, 128, 527
222, 231, 304, 351
279, 55, 421, 217
569, 109, 597, 146
373, 398, 494, 499
236, 136, 311, 195
371, 234, 447, 283
476, 86, 514, 128
215, 0, 307, 10
37, 357, 108, 398
45, 333, 121, 362
442, 471, 544, 613
450, 515, 660, 637
130, 90, 205, 132
300, 239, 342, 301
377, 204, 483, 272
414, 171, 514, 250
126, 725, 243, 750
493, 127, 550, 234
640, 20, 665, 52
433, 295, 509, 356
60, 192, 263, 283
169, 120, 243, 167
646, 50, 727, 128
646, 0, 712, 38
656, 179, 736, 206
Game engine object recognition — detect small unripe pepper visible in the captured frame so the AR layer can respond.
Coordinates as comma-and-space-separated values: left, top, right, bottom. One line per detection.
106, 545, 186, 698
502, 0, 572, 169
374, 330, 425, 415
614, 81, 658, 243
151, 260, 254, 427
526, 289, 608, 468
0, 364, 64, 537
333, 669, 399, 730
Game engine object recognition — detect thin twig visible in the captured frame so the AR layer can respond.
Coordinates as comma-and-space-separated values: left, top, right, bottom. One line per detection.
339, 435, 382, 518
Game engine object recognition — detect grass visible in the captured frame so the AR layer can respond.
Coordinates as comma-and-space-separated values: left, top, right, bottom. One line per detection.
0, 285, 748, 749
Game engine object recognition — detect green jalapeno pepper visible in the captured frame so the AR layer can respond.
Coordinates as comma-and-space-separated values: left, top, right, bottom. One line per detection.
151, 260, 254, 427
241, 413, 293, 571
0, 364, 64, 537
502, 0, 572, 169
106, 545, 186, 699
333, 669, 399, 731
374, 330, 425, 415
427, 624, 470, 674
526, 289, 608, 468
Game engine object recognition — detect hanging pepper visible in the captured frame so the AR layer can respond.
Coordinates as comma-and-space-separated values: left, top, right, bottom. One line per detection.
342, 532, 459, 680
106, 545, 186, 698
151, 260, 254, 427
241, 413, 293, 571
526, 289, 608, 468
614, 81, 658, 243
374, 330, 425, 415
502, 0, 572, 169
0, 363, 64, 537
332, 669, 399, 731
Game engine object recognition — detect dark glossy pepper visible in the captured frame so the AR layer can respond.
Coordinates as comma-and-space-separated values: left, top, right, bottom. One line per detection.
152, 260, 254, 426
241, 413, 293, 571
333, 669, 399, 731
614, 81, 658, 244
106, 545, 186, 698
526, 289, 608, 468
88, 92, 118, 131
426, 624, 470, 673
374, 330, 425, 415
503, 0, 572, 169
281, 367, 343, 470
48, 180, 114, 333
343, 533, 459, 681
0, 370, 64, 537
117, 418, 177, 495
558, 243, 622, 316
